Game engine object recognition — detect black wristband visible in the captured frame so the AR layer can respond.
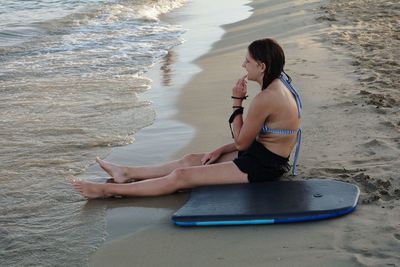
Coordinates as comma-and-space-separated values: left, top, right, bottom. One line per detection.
231, 95, 248, 100
232, 105, 243, 109
228, 107, 244, 123
228, 107, 244, 138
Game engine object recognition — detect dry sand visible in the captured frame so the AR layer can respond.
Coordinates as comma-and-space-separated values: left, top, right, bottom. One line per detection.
89, 0, 400, 266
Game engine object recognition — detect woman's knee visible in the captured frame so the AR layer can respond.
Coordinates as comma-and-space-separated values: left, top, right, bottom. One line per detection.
180, 153, 203, 167
168, 168, 192, 189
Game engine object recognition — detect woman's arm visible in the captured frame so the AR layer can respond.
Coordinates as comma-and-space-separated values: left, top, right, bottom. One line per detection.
217, 142, 237, 154
232, 93, 270, 151
230, 76, 247, 149
232, 76, 271, 151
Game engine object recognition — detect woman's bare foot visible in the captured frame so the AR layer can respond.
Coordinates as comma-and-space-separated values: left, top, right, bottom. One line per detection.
73, 180, 110, 199
96, 157, 132, 183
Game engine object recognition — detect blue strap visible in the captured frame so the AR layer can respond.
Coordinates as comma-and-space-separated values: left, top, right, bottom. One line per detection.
292, 129, 301, 176
280, 73, 302, 176
279, 73, 302, 118
260, 126, 297, 135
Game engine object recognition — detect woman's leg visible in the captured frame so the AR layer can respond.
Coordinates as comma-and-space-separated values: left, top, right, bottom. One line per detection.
96, 153, 204, 183
96, 151, 238, 183
73, 161, 246, 199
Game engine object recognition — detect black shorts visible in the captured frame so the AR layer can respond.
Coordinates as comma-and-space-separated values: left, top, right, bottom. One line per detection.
233, 141, 290, 183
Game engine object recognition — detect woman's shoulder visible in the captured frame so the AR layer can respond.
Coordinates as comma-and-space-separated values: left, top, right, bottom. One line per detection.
250, 86, 277, 114
252, 79, 289, 110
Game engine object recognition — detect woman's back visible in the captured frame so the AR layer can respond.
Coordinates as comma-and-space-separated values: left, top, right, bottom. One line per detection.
256, 77, 301, 158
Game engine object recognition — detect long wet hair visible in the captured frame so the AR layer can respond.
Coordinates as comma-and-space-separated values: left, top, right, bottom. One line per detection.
248, 38, 288, 90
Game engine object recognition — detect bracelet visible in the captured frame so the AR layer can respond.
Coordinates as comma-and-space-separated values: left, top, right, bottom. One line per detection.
228, 107, 244, 138
232, 105, 242, 109
228, 107, 243, 123
231, 95, 248, 100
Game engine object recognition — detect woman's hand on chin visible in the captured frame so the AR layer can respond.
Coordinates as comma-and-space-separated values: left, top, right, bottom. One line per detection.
232, 75, 248, 98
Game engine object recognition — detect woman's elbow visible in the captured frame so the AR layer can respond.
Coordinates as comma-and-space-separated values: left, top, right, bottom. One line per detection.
234, 140, 251, 151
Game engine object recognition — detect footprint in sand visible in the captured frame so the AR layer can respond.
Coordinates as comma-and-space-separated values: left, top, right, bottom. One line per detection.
300, 73, 318, 79
379, 121, 397, 129
394, 233, 400, 241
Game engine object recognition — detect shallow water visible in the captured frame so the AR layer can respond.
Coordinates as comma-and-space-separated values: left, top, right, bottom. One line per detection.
0, 0, 186, 265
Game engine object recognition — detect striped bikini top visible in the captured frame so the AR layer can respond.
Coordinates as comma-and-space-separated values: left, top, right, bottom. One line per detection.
260, 72, 302, 175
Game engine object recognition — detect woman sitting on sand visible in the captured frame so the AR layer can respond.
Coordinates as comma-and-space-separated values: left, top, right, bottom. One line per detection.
73, 38, 302, 199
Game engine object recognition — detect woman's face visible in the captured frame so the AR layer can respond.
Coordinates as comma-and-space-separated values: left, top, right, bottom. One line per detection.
242, 51, 264, 83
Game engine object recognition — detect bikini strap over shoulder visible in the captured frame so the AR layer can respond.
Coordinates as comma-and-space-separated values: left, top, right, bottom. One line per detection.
279, 72, 302, 118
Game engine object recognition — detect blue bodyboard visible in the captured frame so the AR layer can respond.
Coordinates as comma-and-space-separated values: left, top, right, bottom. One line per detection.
172, 179, 359, 226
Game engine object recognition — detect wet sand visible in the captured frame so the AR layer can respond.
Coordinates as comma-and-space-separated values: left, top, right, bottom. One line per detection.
88, 0, 400, 265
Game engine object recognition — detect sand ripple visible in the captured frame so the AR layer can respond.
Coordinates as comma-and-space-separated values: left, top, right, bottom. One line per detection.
314, 0, 400, 206
318, 0, 399, 111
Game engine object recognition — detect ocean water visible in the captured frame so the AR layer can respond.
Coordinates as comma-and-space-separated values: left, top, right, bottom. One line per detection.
0, 0, 186, 265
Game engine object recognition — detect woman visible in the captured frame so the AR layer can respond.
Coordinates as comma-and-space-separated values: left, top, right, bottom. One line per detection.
73, 38, 302, 199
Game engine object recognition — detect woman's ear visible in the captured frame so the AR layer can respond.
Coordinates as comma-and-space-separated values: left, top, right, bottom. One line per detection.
259, 62, 267, 73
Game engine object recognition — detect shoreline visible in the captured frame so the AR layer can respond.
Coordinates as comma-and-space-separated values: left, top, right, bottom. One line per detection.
83, 0, 252, 243
89, 0, 400, 265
